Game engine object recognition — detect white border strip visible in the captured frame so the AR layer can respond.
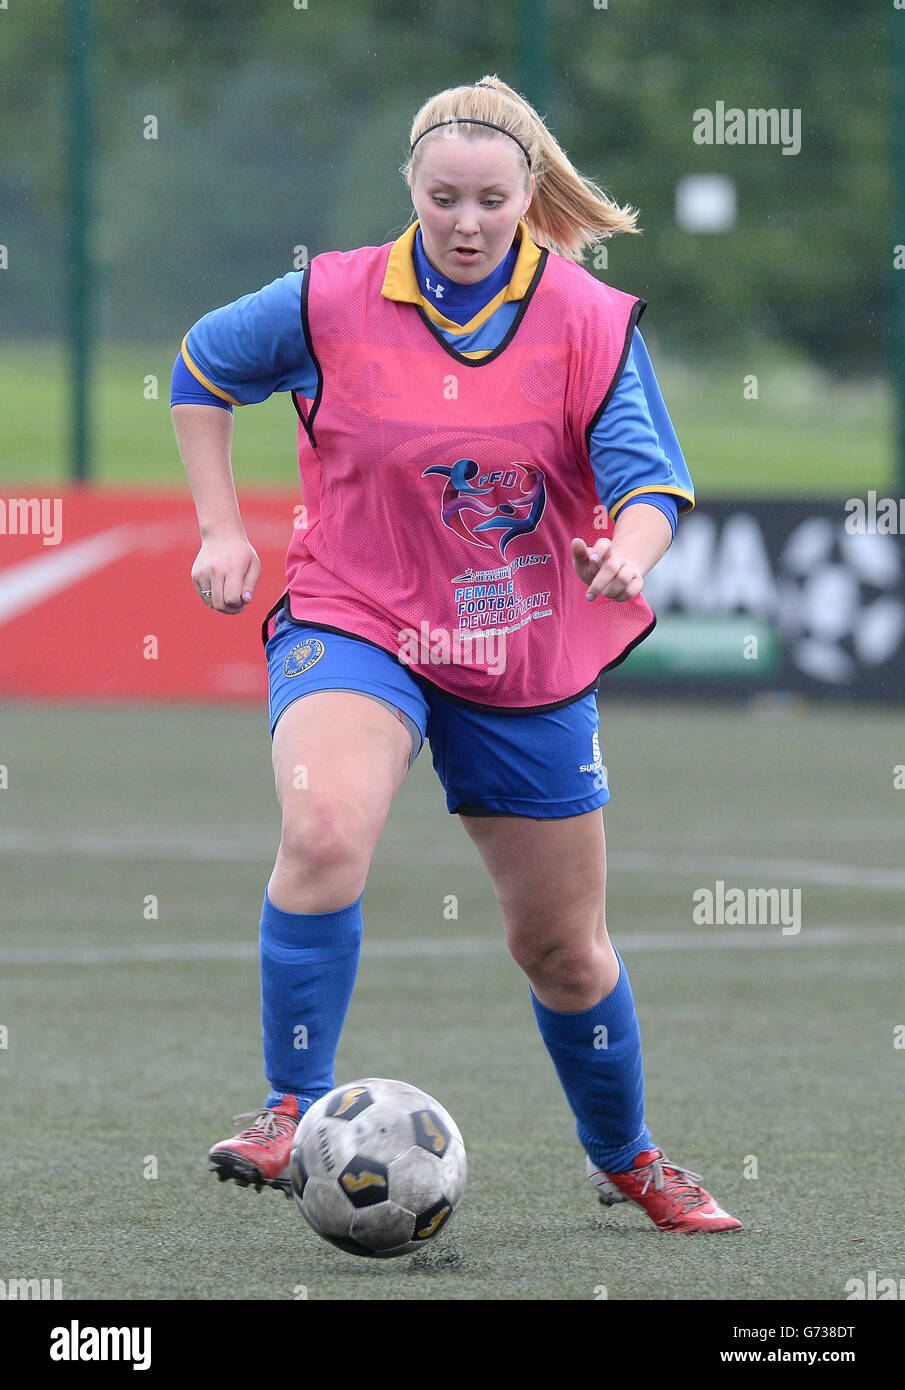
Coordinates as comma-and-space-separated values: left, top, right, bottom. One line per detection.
1, 924, 902, 967
2, 828, 904, 890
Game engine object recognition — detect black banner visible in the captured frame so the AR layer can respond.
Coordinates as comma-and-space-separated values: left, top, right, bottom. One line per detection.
607, 498, 905, 700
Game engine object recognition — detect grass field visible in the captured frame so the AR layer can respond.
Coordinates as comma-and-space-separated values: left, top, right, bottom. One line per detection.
0, 339, 893, 497
2, 697, 902, 1302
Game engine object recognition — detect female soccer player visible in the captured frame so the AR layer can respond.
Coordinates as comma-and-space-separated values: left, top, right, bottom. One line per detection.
171, 76, 740, 1233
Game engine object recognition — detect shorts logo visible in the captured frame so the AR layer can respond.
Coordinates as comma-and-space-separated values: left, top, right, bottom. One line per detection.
579, 730, 606, 780
283, 638, 325, 678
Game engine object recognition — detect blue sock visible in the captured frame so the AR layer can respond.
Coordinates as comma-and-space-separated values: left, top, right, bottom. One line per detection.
530, 951, 652, 1172
259, 886, 363, 1115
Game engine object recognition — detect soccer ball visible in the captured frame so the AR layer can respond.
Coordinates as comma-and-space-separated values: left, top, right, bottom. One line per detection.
290, 1078, 467, 1258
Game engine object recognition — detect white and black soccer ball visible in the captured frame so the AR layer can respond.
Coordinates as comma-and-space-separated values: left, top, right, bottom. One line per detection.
290, 1078, 466, 1258
778, 518, 905, 684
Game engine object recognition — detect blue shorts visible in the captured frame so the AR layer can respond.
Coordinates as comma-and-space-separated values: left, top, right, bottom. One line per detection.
265, 610, 610, 819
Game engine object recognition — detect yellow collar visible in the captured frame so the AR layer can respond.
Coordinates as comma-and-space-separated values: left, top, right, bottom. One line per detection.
381, 219, 542, 306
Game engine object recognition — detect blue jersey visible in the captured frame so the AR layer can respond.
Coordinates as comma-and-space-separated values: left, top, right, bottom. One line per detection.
172, 219, 693, 536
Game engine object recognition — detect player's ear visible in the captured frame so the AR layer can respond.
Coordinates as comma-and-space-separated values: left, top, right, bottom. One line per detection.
522, 172, 535, 216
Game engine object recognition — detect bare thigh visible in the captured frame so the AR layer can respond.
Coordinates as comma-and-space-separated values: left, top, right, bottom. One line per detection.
269, 691, 414, 913
458, 809, 618, 1009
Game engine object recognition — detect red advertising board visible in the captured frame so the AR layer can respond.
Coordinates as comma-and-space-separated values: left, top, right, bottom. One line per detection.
0, 488, 299, 700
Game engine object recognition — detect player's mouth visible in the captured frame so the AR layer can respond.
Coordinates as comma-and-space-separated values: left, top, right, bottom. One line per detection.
451, 247, 481, 263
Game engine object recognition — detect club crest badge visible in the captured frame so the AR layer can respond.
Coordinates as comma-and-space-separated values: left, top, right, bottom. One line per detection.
283, 638, 325, 678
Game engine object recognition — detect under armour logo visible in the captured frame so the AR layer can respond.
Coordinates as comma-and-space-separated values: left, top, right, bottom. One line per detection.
424, 276, 445, 300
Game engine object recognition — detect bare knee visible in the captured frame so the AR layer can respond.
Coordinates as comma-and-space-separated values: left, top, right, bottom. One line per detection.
267, 691, 404, 913
277, 795, 373, 881
507, 917, 617, 1010
513, 938, 603, 993
270, 797, 371, 913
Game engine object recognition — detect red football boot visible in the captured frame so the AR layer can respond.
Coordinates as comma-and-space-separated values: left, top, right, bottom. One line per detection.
208, 1097, 301, 1197
586, 1148, 742, 1232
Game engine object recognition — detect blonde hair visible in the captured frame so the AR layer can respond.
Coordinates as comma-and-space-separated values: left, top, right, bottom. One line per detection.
401, 74, 640, 262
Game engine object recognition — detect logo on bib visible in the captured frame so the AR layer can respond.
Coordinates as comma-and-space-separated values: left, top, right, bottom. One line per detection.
283, 638, 325, 678
422, 457, 546, 558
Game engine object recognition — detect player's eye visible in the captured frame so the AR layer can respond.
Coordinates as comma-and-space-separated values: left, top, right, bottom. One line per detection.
430, 196, 504, 208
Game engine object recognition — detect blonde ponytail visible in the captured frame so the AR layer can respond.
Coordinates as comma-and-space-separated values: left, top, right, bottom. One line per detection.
401, 74, 640, 262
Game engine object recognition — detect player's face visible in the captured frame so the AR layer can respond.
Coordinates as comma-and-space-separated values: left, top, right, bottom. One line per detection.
411, 135, 535, 284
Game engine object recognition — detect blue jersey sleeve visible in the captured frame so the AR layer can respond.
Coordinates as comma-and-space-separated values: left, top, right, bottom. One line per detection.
171, 352, 233, 411
619, 488, 678, 538
588, 329, 694, 541
176, 269, 318, 406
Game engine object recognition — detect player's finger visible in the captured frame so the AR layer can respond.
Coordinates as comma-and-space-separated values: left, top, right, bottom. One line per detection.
572, 536, 608, 584
587, 554, 624, 601
208, 569, 227, 611
588, 540, 611, 576
241, 550, 262, 604
222, 567, 246, 610
223, 552, 261, 612
586, 547, 618, 593
194, 574, 214, 607
570, 536, 589, 565
597, 562, 643, 603
608, 561, 636, 598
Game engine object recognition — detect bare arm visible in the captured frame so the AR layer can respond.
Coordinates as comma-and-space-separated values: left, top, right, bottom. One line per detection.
571, 501, 673, 602
172, 403, 262, 614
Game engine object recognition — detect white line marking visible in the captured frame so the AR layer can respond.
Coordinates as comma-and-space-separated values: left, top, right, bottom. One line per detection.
1, 828, 904, 890
1, 925, 902, 967
0, 526, 137, 626
0, 828, 260, 861
613, 851, 905, 892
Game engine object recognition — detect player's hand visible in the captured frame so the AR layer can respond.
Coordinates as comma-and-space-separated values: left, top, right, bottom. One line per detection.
191, 533, 261, 614
571, 536, 644, 603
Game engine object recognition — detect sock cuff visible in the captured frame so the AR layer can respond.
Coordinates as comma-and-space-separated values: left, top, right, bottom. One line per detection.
581, 1122, 653, 1173
261, 886, 363, 952
265, 1088, 323, 1114
529, 951, 634, 1044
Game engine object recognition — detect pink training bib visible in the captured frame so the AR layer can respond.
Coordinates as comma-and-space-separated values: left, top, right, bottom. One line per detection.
279, 240, 655, 710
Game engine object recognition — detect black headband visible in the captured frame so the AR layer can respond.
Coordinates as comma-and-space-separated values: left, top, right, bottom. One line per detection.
410, 118, 532, 169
